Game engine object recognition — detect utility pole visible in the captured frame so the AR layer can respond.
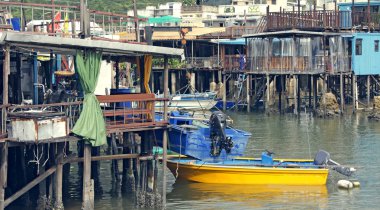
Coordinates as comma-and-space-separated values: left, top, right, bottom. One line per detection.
80, 0, 90, 38
133, 0, 140, 42
51, 0, 55, 34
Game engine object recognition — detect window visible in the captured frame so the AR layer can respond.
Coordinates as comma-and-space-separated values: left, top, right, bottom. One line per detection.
272, 0, 276, 5
375, 40, 379, 52
356, 39, 362, 55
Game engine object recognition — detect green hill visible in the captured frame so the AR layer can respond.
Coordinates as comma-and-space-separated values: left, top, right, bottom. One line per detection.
20, 0, 188, 13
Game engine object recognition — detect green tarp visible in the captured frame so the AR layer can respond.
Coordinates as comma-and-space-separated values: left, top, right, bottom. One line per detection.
72, 50, 106, 146
148, 16, 181, 24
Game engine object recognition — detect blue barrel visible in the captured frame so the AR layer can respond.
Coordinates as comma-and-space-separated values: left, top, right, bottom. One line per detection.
110, 88, 134, 108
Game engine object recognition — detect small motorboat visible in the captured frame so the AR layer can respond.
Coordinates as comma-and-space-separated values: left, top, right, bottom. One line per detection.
155, 92, 218, 111
155, 111, 252, 161
167, 150, 356, 186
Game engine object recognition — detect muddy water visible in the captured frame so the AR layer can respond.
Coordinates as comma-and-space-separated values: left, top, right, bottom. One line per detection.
62, 112, 380, 210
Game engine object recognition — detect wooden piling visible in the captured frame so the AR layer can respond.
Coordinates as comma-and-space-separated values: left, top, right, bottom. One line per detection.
266, 74, 270, 112
0, 142, 8, 210
171, 72, 176, 94
293, 75, 298, 115
162, 56, 169, 207
3, 44, 10, 106
247, 74, 251, 113
82, 143, 94, 210
367, 75, 371, 107
313, 75, 318, 111
340, 73, 345, 113
223, 74, 227, 111
54, 143, 64, 209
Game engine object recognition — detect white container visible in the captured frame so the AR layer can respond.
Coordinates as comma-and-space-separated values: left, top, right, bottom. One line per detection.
10, 113, 68, 143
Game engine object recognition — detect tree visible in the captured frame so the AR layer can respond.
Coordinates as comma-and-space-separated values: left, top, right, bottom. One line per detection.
183, 0, 196, 6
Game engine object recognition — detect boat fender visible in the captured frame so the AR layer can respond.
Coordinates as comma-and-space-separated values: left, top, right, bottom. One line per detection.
351, 180, 361, 187
337, 180, 353, 189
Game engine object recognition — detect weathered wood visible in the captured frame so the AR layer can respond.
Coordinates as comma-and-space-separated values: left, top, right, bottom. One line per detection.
0, 142, 8, 210
266, 74, 270, 112
223, 74, 227, 111
82, 143, 93, 210
367, 75, 371, 108
4, 166, 56, 208
293, 75, 298, 115
247, 75, 251, 113
340, 73, 345, 113
2, 44, 10, 106
162, 56, 169, 207
65, 153, 143, 164
55, 143, 64, 209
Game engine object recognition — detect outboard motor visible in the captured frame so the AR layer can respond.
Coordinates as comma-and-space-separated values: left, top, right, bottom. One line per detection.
209, 111, 233, 157
314, 150, 356, 177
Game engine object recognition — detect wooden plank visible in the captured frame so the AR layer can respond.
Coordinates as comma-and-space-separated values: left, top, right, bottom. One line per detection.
102, 109, 151, 117
4, 166, 56, 208
106, 121, 167, 128
0, 142, 8, 210
97, 93, 155, 103
82, 144, 93, 210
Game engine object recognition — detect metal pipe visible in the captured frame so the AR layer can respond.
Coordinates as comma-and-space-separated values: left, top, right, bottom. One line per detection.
33, 51, 38, 105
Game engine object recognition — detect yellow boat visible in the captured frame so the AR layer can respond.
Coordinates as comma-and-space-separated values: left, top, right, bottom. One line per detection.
167, 157, 329, 186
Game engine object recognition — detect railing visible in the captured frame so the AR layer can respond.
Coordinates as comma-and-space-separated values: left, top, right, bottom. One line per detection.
7, 101, 83, 131
182, 6, 218, 13
154, 9, 174, 17
197, 26, 256, 39
267, 10, 339, 31
267, 10, 380, 31
96, 94, 168, 134
185, 57, 220, 69
223, 55, 243, 71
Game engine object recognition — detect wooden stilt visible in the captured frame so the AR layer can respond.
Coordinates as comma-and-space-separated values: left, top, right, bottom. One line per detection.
293, 75, 298, 115
308, 75, 312, 110
54, 143, 64, 209
223, 74, 227, 111
171, 72, 176, 94
82, 143, 93, 210
162, 56, 169, 207
247, 74, 251, 113
367, 75, 371, 107
0, 142, 8, 210
313, 75, 318, 112
322, 75, 327, 117
340, 73, 345, 113
266, 74, 270, 112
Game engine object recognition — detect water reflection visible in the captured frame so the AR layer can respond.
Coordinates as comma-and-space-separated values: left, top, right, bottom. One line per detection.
168, 180, 328, 209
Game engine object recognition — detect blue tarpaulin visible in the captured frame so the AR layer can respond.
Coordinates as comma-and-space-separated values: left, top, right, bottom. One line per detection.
7, 18, 21, 31
213, 38, 246, 45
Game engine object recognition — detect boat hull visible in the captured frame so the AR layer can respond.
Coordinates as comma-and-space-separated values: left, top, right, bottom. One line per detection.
155, 99, 217, 111
156, 125, 251, 160
167, 159, 329, 185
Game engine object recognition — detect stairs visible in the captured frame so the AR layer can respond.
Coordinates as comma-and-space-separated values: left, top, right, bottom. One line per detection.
252, 76, 274, 108
255, 16, 267, 34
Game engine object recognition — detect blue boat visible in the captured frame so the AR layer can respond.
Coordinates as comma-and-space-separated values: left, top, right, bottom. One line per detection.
156, 111, 252, 161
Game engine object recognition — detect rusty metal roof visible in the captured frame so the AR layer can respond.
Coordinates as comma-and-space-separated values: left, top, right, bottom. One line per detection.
118, 27, 226, 41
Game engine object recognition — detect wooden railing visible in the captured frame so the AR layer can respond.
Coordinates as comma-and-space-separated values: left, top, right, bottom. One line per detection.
1, 93, 169, 137
97, 93, 168, 133
267, 10, 380, 31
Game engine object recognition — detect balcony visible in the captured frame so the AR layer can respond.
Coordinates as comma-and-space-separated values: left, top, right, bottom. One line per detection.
154, 9, 174, 17
266, 10, 380, 31
182, 6, 218, 13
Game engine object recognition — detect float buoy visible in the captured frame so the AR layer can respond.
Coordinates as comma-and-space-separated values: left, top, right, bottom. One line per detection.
337, 180, 353, 189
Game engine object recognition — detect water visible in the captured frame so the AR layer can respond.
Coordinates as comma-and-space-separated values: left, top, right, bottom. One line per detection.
63, 112, 380, 210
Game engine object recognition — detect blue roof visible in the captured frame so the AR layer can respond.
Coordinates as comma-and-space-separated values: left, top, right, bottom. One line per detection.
214, 38, 246, 45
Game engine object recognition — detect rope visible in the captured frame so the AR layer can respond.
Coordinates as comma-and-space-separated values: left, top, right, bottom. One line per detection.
175, 128, 183, 179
